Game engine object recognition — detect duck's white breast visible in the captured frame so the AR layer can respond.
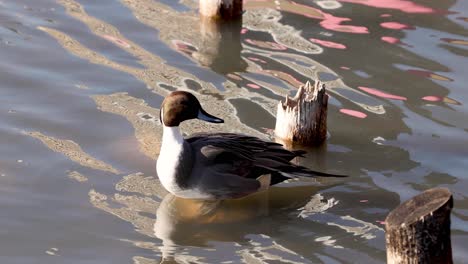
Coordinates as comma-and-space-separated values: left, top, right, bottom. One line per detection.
156, 126, 212, 199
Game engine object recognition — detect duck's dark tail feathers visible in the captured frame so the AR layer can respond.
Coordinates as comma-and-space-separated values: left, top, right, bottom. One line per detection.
268, 166, 347, 185
253, 146, 347, 184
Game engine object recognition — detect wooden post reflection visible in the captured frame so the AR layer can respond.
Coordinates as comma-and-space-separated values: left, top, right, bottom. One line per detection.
195, 1, 246, 74
275, 136, 329, 181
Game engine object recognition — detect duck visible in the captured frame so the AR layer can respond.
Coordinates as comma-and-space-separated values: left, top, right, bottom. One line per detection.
156, 91, 345, 200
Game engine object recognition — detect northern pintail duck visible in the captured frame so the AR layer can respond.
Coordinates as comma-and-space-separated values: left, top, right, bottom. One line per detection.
157, 91, 344, 200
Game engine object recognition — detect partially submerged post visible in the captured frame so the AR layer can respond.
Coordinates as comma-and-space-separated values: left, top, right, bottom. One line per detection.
385, 188, 453, 264
275, 81, 328, 146
199, 0, 243, 20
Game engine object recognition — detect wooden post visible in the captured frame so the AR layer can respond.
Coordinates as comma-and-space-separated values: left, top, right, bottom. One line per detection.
199, 0, 243, 20
275, 81, 328, 146
385, 188, 453, 264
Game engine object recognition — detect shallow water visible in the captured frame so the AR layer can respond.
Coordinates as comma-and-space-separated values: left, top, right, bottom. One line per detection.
0, 0, 467, 263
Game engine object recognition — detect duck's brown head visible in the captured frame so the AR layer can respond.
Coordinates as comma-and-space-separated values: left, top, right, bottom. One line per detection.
160, 91, 224, 127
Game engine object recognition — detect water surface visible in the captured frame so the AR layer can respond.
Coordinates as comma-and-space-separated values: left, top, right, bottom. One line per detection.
0, 0, 467, 263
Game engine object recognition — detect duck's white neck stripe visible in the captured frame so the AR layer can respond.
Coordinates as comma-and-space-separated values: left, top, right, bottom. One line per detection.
162, 125, 184, 147
157, 125, 185, 195
160, 109, 183, 146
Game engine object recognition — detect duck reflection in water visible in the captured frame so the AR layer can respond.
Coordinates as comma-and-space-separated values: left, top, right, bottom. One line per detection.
154, 184, 335, 263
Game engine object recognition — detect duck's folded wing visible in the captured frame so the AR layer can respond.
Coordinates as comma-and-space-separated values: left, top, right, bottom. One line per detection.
189, 133, 346, 179
198, 144, 256, 177
188, 133, 301, 161
189, 133, 304, 178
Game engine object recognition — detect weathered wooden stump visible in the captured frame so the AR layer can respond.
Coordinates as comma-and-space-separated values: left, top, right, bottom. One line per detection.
385, 187, 453, 264
199, 0, 243, 20
275, 81, 328, 146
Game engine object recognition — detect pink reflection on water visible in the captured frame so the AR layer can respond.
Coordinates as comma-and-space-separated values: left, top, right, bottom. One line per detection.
319, 14, 369, 34
340, 66, 351, 70
381, 36, 400, 44
247, 83, 261, 89
310, 38, 347, 49
340, 109, 367, 118
287, 1, 369, 34
241, 28, 248, 34
246, 0, 368, 34
226, 73, 243, 81
380, 22, 413, 30
359, 86, 407, 100
247, 57, 267, 64
338, 0, 434, 14
422, 96, 441, 102
172, 39, 197, 55
263, 70, 304, 88
421, 96, 461, 105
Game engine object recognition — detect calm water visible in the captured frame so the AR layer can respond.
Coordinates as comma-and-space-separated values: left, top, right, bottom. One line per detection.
1, 0, 467, 263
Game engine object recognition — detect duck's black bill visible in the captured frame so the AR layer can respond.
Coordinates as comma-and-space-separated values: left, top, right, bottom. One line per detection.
197, 108, 224, 123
